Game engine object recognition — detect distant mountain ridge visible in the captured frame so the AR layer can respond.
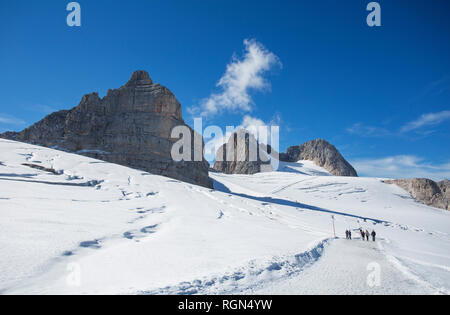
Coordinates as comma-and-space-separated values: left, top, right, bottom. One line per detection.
384, 178, 449, 211
279, 139, 358, 177
213, 131, 357, 177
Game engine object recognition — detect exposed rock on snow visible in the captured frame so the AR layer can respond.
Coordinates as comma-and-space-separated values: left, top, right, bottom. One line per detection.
21, 163, 61, 175
213, 130, 272, 174
279, 139, 358, 177
0, 71, 212, 188
384, 178, 449, 211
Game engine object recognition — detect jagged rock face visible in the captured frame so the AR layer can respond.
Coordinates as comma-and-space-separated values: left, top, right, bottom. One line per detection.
438, 180, 450, 202
2, 110, 69, 145
384, 178, 449, 211
1, 71, 212, 188
280, 139, 358, 177
213, 130, 272, 175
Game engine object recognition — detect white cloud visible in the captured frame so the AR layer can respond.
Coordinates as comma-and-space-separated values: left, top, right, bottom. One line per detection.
238, 114, 281, 144
195, 39, 281, 117
351, 155, 450, 181
347, 111, 450, 138
0, 114, 26, 126
240, 115, 266, 136
346, 123, 391, 137
401, 111, 450, 133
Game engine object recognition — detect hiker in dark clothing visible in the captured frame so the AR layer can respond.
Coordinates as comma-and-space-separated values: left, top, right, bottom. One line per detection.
371, 230, 376, 242
361, 230, 365, 240
345, 230, 349, 239
366, 230, 370, 241
348, 230, 352, 240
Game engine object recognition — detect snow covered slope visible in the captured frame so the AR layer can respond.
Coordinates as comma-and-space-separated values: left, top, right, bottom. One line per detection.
0, 139, 449, 295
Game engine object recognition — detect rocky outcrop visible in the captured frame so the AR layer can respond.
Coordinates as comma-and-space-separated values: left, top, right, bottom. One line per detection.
279, 139, 358, 177
384, 178, 449, 211
1, 71, 213, 188
213, 130, 272, 174
438, 180, 450, 202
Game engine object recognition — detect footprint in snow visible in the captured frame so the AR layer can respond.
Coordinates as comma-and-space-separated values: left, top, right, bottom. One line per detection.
123, 231, 135, 240
140, 224, 158, 234
123, 224, 159, 240
137, 206, 166, 214
79, 240, 101, 249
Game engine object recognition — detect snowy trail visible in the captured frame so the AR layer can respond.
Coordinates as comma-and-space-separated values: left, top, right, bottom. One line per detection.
138, 239, 331, 295
244, 239, 438, 295
142, 238, 446, 295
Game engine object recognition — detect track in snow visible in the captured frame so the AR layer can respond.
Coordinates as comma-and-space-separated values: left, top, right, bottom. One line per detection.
139, 239, 331, 295
245, 239, 439, 295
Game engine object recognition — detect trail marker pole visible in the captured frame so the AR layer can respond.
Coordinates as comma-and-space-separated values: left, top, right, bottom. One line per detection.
331, 215, 336, 238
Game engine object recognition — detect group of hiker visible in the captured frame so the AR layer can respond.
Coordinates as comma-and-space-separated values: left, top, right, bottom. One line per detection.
345, 229, 376, 241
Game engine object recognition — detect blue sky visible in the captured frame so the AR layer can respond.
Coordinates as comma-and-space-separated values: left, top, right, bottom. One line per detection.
0, 0, 449, 180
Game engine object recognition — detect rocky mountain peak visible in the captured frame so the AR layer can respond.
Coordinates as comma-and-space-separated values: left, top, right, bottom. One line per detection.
280, 139, 358, 177
213, 130, 272, 175
126, 70, 153, 86
0, 71, 212, 188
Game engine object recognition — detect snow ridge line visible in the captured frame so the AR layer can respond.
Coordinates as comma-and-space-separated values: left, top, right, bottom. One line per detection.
270, 178, 313, 195
138, 238, 332, 295
377, 241, 449, 295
